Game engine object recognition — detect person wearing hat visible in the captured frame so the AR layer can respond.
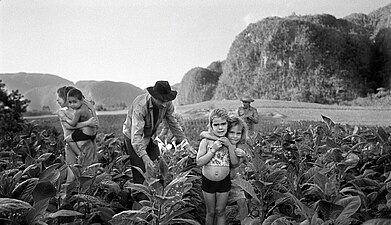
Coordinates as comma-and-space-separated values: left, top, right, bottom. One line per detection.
237, 96, 259, 135
122, 80, 193, 185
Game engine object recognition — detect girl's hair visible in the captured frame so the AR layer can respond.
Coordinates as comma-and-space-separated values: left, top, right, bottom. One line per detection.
67, 88, 84, 100
57, 86, 75, 101
228, 115, 248, 145
208, 108, 229, 132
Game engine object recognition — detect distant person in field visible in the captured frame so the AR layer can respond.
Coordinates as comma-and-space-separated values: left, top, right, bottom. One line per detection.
56, 86, 98, 184
122, 80, 194, 185
237, 96, 259, 135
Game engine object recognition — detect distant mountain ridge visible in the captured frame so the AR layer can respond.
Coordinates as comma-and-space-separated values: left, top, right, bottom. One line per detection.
179, 3, 391, 104
2, 3, 391, 109
0, 73, 144, 111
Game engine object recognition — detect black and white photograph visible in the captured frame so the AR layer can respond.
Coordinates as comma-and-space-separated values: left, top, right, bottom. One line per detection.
1, 0, 391, 224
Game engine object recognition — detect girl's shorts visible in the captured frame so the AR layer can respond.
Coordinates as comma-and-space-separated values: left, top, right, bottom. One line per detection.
202, 174, 231, 193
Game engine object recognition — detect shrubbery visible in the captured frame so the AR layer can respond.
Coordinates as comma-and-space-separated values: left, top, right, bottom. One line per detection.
0, 80, 30, 138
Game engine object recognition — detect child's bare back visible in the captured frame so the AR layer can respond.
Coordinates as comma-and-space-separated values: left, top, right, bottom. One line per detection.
77, 103, 96, 136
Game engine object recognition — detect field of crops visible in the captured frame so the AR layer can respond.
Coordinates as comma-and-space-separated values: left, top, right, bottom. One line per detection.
2, 102, 391, 224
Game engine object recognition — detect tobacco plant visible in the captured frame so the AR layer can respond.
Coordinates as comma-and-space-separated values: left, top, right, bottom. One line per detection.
110, 139, 201, 225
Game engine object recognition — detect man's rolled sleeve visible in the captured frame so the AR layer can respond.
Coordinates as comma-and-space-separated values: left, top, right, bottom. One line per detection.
130, 109, 148, 158
122, 110, 132, 139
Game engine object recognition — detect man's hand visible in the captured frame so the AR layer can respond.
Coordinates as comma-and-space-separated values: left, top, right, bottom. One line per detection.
182, 139, 197, 156
142, 155, 154, 170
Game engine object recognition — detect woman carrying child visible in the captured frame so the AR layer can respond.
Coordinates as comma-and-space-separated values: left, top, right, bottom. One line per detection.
196, 108, 240, 225
62, 88, 98, 158
56, 86, 98, 184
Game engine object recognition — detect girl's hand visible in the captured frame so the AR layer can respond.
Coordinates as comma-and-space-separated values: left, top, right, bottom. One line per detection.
86, 117, 99, 127
235, 148, 246, 157
211, 140, 222, 151
218, 137, 231, 146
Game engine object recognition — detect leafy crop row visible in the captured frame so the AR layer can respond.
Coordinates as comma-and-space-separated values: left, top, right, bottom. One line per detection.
1, 114, 391, 224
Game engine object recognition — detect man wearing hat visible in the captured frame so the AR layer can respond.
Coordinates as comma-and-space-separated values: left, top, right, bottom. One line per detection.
123, 80, 192, 184
237, 96, 259, 135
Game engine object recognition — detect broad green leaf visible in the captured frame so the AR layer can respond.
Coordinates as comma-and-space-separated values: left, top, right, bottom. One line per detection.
348, 178, 380, 190
158, 157, 169, 182
93, 207, 116, 223
339, 187, 365, 198
110, 207, 152, 224
313, 172, 328, 192
11, 177, 39, 202
335, 196, 361, 222
377, 127, 389, 143
79, 175, 94, 193
86, 163, 103, 170
39, 165, 61, 184
164, 171, 191, 196
262, 214, 284, 225
38, 152, 57, 168
32, 181, 56, 202
233, 178, 260, 203
70, 194, 108, 206
126, 183, 152, 200
316, 200, 344, 220
266, 170, 286, 184
285, 192, 314, 220
25, 198, 50, 223
94, 172, 112, 185
168, 218, 201, 225
162, 207, 193, 224
46, 209, 83, 218
321, 115, 335, 130
0, 198, 32, 212
22, 164, 40, 177
101, 179, 121, 194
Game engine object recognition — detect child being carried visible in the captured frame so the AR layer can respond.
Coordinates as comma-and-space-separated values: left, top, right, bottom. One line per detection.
60, 88, 98, 160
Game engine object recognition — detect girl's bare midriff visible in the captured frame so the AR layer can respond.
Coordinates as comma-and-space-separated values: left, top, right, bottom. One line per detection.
202, 165, 230, 181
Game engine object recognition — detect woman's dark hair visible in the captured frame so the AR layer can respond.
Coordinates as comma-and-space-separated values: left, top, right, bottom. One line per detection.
57, 86, 75, 101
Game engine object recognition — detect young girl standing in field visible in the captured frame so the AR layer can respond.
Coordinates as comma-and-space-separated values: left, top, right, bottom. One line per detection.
200, 115, 250, 223
196, 108, 240, 225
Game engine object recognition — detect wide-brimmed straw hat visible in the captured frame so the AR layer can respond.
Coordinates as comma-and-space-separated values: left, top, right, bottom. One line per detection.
147, 81, 177, 102
240, 96, 254, 102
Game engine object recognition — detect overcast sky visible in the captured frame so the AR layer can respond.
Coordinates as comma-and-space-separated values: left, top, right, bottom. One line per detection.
1, 0, 390, 89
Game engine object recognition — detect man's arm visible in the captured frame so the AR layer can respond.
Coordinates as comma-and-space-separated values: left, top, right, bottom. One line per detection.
130, 109, 148, 158
165, 104, 186, 142
250, 107, 259, 124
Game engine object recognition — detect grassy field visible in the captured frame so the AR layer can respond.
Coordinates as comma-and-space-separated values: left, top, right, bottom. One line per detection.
174, 99, 391, 127
27, 99, 391, 145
